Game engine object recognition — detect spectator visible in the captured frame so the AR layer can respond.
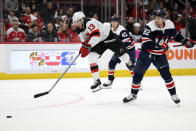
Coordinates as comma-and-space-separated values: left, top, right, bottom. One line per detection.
132, 23, 142, 41
145, 2, 154, 23
41, 22, 58, 42
163, 8, 170, 19
3, 16, 12, 32
8, 10, 19, 24
62, 15, 69, 24
33, 11, 44, 32
26, 24, 41, 42
130, 2, 142, 20
24, 6, 37, 27
171, 8, 179, 22
163, 0, 171, 11
69, 23, 80, 42
173, 3, 179, 11
159, 1, 165, 9
31, 3, 38, 14
7, 20, 26, 42
2, 16, 12, 41
55, 17, 63, 29
126, 16, 134, 34
4, 0, 18, 12
18, 13, 29, 34
57, 23, 70, 42
66, 7, 74, 27
54, 8, 66, 19
66, 7, 74, 19
174, 14, 185, 32
18, 0, 27, 14
92, 13, 99, 20
41, 2, 56, 24
182, 2, 194, 18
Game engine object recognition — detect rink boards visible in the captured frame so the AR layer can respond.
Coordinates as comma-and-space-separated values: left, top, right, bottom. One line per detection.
0, 42, 196, 79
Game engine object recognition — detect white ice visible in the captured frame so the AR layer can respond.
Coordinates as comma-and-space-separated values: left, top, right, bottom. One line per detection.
0, 76, 196, 131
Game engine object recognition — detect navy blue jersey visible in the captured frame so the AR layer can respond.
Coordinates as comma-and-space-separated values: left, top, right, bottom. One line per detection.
112, 25, 134, 50
141, 19, 184, 55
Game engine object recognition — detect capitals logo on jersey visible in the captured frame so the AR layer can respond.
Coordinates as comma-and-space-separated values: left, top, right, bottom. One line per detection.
112, 25, 134, 50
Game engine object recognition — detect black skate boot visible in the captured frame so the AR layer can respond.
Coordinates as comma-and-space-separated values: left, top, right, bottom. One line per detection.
103, 80, 113, 89
123, 93, 137, 103
171, 94, 180, 104
91, 79, 102, 93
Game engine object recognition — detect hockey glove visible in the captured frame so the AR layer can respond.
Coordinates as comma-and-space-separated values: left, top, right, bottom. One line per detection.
159, 39, 168, 50
79, 42, 91, 58
182, 38, 194, 48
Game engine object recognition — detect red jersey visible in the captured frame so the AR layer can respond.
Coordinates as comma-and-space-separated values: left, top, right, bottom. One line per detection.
7, 27, 26, 42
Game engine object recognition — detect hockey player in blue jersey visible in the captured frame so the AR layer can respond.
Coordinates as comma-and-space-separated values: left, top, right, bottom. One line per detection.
103, 16, 136, 88
123, 9, 194, 104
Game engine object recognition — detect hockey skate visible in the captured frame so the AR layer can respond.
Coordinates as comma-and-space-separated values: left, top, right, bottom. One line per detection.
123, 93, 137, 103
171, 94, 180, 104
103, 80, 113, 89
91, 79, 102, 93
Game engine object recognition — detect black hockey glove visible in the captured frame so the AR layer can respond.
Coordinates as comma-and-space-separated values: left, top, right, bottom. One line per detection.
181, 38, 194, 48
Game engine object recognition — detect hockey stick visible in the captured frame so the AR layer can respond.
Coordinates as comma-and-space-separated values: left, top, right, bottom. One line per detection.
34, 53, 81, 98
173, 38, 196, 47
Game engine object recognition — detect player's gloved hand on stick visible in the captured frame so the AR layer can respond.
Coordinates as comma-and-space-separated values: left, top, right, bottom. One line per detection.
159, 40, 168, 50
181, 38, 194, 48
79, 41, 91, 58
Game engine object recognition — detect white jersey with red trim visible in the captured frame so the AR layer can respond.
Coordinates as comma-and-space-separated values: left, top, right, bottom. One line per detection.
78, 18, 111, 47
7, 27, 26, 42
141, 19, 184, 55
112, 24, 134, 50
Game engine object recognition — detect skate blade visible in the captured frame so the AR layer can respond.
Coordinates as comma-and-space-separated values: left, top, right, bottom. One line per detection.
102, 85, 112, 89
92, 86, 103, 93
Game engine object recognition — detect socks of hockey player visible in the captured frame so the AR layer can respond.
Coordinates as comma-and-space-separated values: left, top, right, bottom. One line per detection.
108, 68, 115, 81
90, 63, 99, 81
131, 83, 141, 95
165, 80, 176, 95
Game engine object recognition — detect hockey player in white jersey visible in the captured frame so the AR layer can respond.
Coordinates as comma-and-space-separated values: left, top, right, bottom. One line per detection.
103, 16, 136, 88
123, 9, 195, 104
72, 11, 134, 92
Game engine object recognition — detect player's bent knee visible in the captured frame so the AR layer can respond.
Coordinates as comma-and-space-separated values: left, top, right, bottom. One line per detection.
119, 53, 130, 64
109, 60, 118, 69
158, 66, 172, 81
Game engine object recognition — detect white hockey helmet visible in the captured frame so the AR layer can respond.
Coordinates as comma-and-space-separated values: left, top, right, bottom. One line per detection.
72, 11, 85, 25
134, 23, 141, 28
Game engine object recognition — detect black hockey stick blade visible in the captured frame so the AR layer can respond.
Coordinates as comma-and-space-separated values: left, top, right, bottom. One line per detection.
34, 91, 49, 98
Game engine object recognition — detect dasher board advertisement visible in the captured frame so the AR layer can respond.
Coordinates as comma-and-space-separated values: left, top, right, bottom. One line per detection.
9, 50, 89, 74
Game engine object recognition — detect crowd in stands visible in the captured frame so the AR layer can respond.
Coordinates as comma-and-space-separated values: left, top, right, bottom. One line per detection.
125, 0, 195, 39
2, 0, 80, 42
1, 0, 195, 42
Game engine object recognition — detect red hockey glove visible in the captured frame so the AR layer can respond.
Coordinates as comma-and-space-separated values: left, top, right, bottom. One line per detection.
79, 42, 91, 58
182, 38, 194, 48
159, 40, 168, 50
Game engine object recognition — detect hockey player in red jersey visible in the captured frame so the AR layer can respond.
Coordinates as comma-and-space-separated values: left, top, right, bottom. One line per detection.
123, 9, 194, 104
72, 11, 134, 92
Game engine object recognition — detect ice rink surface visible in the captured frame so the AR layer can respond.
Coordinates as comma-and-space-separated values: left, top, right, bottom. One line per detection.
0, 76, 196, 131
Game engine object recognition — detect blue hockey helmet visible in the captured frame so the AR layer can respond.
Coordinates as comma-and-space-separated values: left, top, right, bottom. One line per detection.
110, 16, 120, 22
153, 9, 166, 18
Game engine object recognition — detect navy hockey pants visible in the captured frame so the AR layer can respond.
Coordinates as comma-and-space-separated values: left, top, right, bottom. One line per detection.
133, 50, 173, 85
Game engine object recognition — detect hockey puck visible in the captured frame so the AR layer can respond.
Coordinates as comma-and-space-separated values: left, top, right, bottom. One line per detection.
6, 116, 12, 118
